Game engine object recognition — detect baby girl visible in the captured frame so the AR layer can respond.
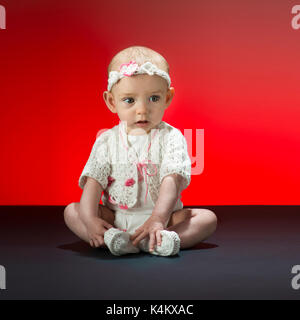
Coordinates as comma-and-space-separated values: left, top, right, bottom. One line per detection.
64, 46, 217, 256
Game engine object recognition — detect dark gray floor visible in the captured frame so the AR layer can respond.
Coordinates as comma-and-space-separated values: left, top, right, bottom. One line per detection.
0, 205, 299, 300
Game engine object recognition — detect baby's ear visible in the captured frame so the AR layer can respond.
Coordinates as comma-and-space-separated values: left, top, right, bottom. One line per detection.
165, 87, 175, 107
103, 91, 117, 113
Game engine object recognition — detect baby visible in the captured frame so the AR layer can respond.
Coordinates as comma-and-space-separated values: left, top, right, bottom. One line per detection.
64, 46, 217, 256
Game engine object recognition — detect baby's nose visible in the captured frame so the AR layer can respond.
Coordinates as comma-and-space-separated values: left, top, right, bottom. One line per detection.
136, 103, 148, 114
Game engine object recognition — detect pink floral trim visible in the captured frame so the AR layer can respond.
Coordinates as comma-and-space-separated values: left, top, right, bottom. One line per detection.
119, 60, 139, 77
107, 176, 115, 187
125, 178, 135, 187
106, 193, 128, 210
108, 195, 117, 205
118, 203, 128, 210
134, 159, 158, 205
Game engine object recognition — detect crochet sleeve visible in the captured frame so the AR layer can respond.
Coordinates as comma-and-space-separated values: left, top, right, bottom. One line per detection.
78, 134, 111, 190
159, 128, 191, 190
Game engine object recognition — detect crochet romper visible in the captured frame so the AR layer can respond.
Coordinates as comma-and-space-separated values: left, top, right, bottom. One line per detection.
78, 120, 192, 235
107, 132, 182, 235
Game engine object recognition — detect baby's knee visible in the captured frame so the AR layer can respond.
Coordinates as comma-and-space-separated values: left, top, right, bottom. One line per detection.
194, 209, 218, 230
204, 210, 217, 233
204, 209, 217, 224
63, 202, 80, 225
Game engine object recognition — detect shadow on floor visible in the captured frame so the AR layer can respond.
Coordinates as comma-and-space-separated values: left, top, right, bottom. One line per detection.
57, 240, 219, 260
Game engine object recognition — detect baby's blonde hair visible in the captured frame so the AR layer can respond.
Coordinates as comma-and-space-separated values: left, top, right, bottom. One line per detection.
107, 45, 170, 76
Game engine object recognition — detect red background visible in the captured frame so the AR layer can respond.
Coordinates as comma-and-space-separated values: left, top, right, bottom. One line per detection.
1, 0, 299, 205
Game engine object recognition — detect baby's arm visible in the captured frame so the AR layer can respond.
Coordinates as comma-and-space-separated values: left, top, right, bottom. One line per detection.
153, 129, 191, 222
152, 173, 184, 224
130, 173, 184, 249
79, 177, 113, 247
79, 177, 103, 225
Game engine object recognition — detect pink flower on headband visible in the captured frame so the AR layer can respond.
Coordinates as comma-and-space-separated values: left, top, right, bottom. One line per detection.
120, 60, 139, 76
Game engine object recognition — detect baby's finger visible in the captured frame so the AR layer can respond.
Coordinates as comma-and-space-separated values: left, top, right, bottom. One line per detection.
90, 240, 95, 248
130, 228, 142, 241
96, 235, 104, 247
132, 231, 147, 246
103, 221, 114, 230
149, 232, 156, 252
156, 230, 162, 246
93, 238, 100, 248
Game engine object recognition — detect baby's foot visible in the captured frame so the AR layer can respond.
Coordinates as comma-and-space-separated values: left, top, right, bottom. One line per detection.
138, 230, 180, 256
104, 228, 140, 256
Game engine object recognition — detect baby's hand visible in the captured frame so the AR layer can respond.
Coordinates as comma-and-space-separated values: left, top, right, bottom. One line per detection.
129, 215, 165, 252
85, 216, 113, 248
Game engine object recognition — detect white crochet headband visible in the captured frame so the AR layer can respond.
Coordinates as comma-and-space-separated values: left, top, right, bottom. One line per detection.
107, 60, 171, 91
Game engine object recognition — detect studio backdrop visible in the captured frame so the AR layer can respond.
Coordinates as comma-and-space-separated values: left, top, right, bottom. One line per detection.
0, 0, 299, 205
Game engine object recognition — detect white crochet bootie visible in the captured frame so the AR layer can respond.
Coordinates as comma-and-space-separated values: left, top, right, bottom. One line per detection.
138, 230, 180, 256
104, 228, 140, 256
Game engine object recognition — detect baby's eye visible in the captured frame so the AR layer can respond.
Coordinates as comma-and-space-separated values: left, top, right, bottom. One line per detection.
123, 97, 135, 104
150, 95, 160, 102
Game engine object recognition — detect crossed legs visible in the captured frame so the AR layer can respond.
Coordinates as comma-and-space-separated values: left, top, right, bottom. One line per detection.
64, 203, 217, 249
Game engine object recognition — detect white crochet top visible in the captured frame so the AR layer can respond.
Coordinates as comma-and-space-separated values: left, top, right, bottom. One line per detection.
108, 133, 155, 214
78, 120, 191, 211
106, 133, 182, 214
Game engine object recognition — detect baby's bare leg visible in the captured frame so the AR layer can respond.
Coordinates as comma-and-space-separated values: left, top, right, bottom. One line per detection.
63, 202, 116, 246
166, 208, 217, 249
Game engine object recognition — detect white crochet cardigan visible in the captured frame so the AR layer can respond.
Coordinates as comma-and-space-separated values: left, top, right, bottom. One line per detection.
79, 120, 191, 210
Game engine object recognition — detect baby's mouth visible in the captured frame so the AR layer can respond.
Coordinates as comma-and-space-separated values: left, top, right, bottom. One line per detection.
135, 120, 149, 124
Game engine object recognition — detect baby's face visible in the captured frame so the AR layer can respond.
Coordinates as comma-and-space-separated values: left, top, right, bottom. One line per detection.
104, 74, 174, 135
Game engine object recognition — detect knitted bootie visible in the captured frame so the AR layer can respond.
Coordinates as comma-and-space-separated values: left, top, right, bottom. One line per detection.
104, 228, 140, 256
138, 230, 180, 256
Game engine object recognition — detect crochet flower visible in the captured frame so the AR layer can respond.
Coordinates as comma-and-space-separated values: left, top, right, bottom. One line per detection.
107, 176, 115, 187
119, 203, 128, 210
120, 60, 139, 76
125, 178, 135, 187
139, 61, 157, 75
